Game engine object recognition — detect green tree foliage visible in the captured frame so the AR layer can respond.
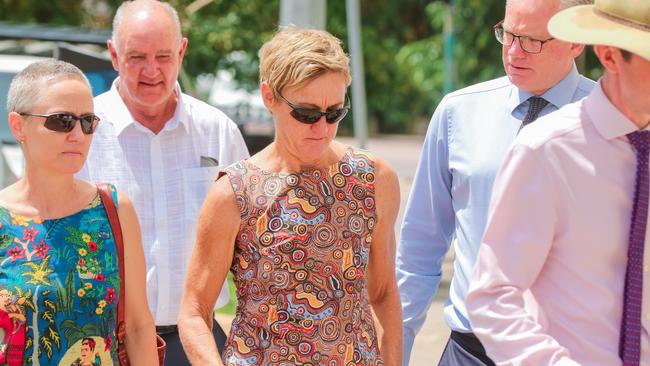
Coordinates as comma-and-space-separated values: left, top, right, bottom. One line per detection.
327, 0, 451, 133
0, 0, 86, 25
330, 0, 506, 133
0, 0, 119, 28
170, 0, 280, 91
0, 0, 602, 134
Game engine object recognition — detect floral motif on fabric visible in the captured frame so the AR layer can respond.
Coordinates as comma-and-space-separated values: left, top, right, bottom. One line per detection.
0, 186, 120, 365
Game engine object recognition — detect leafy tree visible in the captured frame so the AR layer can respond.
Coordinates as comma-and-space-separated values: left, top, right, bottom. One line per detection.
170, 0, 280, 93
0, 0, 602, 134
325, 0, 507, 133
327, 0, 444, 133
0, 0, 117, 28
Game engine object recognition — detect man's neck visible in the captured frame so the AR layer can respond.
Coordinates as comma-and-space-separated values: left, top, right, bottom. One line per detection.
129, 103, 177, 134
602, 73, 650, 129
528, 62, 575, 97
117, 85, 179, 135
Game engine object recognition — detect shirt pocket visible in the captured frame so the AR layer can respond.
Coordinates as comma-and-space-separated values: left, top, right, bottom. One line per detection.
182, 166, 219, 223
181, 166, 230, 307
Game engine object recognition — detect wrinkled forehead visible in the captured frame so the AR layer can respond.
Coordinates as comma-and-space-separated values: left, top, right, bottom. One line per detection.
120, 32, 180, 55
117, 10, 181, 53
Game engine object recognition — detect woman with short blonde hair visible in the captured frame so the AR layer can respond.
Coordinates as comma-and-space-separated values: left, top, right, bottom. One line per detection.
179, 27, 402, 366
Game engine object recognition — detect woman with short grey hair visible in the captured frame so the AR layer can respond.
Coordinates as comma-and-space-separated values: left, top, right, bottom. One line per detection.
0, 59, 157, 365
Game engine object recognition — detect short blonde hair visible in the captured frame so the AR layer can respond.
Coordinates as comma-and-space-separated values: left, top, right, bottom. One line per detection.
259, 27, 351, 98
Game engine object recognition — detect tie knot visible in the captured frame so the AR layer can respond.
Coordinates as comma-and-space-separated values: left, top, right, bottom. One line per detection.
528, 96, 549, 112
627, 130, 650, 152
521, 96, 550, 127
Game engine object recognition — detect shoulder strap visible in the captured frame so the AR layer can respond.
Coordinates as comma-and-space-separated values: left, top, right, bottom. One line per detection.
97, 184, 127, 347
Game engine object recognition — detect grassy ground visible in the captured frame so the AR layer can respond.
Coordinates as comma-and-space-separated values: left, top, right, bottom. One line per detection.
215, 273, 237, 315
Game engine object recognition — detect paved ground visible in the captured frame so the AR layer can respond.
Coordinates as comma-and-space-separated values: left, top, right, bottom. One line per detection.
217, 134, 454, 365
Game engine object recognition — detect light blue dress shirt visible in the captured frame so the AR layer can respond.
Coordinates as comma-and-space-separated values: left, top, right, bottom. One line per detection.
396, 65, 595, 365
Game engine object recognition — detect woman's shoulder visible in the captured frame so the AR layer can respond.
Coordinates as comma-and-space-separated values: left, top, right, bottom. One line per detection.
68, 181, 113, 219
217, 157, 255, 183
0, 183, 22, 209
337, 143, 396, 180
331, 140, 375, 160
335, 142, 377, 168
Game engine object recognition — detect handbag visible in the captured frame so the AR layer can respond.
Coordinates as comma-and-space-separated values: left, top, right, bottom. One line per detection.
98, 184, 166, 365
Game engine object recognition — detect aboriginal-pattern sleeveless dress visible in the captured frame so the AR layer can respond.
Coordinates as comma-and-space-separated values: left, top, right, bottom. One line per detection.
0, 186, 120, 365
222, 147, 383, 366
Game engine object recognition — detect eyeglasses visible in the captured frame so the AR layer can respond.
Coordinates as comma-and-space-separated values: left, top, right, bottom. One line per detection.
277, 92, 349, 124
494, 21, 554, 54
20, 112, 100, 134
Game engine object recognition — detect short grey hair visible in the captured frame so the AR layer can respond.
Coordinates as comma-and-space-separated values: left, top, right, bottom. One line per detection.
111, 0, 183, 52
7, 59, 89, 114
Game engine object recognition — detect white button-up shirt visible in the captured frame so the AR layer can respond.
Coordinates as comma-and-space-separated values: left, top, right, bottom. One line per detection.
79, 79, 250, 325
467, 82, 649, 365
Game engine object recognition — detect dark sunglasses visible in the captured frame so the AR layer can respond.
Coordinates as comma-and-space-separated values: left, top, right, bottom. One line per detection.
20, 112, 100, 134
277, 93, 349, 124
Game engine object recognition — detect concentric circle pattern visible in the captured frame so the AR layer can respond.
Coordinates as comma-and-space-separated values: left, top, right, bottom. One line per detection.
220, 148, 384, 365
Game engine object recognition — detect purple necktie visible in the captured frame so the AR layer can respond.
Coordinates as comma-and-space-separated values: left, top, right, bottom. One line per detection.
620, 130, 650, 365
522, 96, 549, 127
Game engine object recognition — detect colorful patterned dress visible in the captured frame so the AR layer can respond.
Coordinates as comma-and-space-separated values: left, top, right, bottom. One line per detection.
0, 186, 120, 365
222, 148, 384, 366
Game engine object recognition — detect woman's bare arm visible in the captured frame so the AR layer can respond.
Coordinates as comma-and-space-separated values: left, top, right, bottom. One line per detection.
366, 157, 403, 366
178, 177, 240, 366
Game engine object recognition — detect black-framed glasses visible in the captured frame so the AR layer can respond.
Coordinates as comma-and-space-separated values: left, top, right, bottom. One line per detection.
20, 112, 100, 134
277, 93, 349, 124
494, 21, 554, 54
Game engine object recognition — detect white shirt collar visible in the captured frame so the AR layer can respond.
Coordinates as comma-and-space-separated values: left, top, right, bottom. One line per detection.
508, 63, 581, 113
586, 80, 646, 141
101, 78, 190, 136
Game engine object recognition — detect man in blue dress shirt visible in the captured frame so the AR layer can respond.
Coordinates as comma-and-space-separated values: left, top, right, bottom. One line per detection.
396, 0, 595, 364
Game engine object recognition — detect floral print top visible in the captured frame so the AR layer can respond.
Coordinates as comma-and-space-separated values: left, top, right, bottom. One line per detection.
0, 186, 119, 366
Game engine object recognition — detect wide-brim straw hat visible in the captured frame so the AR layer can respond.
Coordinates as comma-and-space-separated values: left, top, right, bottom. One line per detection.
548, 0, 650, 61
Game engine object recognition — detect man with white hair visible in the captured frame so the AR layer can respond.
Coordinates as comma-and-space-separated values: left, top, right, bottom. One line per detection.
79, 1, 249, 364
467, 1, 650, 364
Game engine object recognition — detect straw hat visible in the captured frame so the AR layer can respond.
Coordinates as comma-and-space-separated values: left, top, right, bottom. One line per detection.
548, 0, 650, 61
